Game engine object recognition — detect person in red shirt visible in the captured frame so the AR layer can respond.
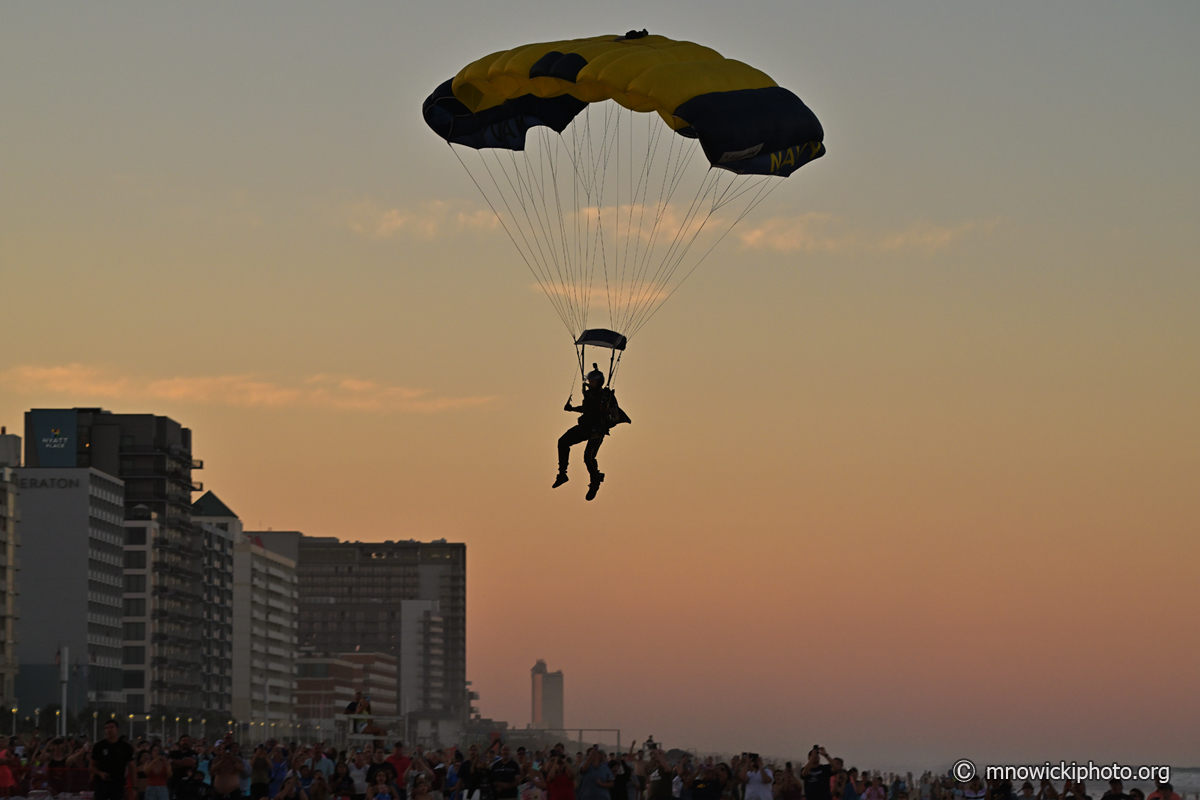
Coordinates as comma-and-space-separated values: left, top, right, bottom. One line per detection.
1146, 782, 1180, 800
386, 744, 411, 789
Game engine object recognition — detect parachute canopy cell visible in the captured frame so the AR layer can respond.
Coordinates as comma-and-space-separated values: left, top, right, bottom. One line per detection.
423, 33, 825, 176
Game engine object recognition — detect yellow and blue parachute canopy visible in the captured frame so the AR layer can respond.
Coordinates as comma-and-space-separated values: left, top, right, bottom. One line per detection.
423, 30, 824, 177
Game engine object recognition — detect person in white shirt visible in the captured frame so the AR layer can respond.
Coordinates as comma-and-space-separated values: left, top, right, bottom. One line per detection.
740, 756, 773, 800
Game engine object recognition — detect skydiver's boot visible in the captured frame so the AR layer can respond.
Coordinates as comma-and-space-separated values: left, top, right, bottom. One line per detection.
552, 472, 569, 488
585, 472, 604, 501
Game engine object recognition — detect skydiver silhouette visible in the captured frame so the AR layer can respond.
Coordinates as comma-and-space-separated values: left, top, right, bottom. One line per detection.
553, 365, 628, 501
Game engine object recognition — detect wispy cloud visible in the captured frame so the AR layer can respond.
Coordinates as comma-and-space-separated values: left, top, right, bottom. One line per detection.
348, 198, 722, 247
738, 213, 997, 255
347, 199, 499, 240
737, 212, 855, 254
1, 365, 494, 414
350, 197, 995, 262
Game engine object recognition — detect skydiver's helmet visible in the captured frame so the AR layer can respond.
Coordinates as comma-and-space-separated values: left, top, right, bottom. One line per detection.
586, 365, 605, 387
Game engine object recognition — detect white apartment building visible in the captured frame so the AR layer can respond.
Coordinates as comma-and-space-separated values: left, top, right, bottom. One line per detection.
232, 534, 298, 730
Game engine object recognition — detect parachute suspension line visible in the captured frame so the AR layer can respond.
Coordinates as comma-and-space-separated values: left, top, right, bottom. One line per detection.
545, 130, 582, 334
620, 151, 719, 332
613, 108, 624, 331
543, 128, 578, 333
452, 99, 786, 348
581, 104, 603, 330
471, 147, 568, 330
624, 168, 734, 336
614, 106, 662, 336
627, 174, 783, 338
626, 163, 775, 338
567, 104, 602, 336
511, 146, 574, 331
593, 102, 619, 341
565, 360, 580, 404
622, 168, 733, 337
489, 147, 578, 333
567, 112, 585, 332
593, 103, 623, 332
624, 111, 665, 328
618, 130, 700, 334
450, 143, 575, 338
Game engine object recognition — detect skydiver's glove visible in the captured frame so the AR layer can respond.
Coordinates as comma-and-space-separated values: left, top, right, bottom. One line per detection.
564, 401, 574, 412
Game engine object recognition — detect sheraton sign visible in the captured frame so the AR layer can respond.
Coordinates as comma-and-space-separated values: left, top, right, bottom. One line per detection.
17, 477, 82, 490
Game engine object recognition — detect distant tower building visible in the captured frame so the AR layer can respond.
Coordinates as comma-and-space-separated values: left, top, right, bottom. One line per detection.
531, 659, 563, 730
0, 427, 22, 706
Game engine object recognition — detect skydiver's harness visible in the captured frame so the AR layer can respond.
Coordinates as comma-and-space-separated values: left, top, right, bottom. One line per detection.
576, 386, 620, 436
566, 358, 627, 437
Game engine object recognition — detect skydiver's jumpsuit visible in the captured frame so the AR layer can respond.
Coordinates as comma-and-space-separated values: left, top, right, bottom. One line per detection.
558, 387, 613, 482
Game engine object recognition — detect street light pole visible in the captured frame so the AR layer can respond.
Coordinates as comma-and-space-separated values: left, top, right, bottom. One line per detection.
93, 711, 97, 740
58, 645, 68, 738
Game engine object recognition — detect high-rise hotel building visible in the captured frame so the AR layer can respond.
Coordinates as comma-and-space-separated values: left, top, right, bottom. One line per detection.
13, 465, 126, 713
22, 408, 213, 719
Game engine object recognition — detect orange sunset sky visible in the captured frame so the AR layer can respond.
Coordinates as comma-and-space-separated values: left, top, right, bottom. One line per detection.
2, 2, 1197, 767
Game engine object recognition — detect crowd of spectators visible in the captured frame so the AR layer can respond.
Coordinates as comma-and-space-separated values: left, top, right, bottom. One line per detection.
0, 720, 1189, 800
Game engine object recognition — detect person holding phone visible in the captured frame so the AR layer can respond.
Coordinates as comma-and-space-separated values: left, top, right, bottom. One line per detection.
578, 750, 613, 800
740, 755, 772, 800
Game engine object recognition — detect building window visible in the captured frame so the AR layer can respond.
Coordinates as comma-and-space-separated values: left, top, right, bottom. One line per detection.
123, 598, 145, 617
124, 551, 146, 569
123, 646, 145, 665
123, 622, 146, 640
125, 528, 147, 545
122, 671, 145, 689
126, 694, 144, 713
124, 574, 146, 593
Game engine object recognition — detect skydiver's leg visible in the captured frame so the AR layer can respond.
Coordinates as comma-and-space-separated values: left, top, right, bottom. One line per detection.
583, 435, 605, 500
556, 426, 589, 486
583, 434, 604, 481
